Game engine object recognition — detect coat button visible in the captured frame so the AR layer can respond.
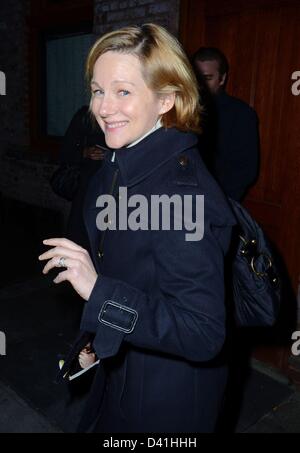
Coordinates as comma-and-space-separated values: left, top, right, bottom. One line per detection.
179, 155, 188, 167
98, 251, 104, 259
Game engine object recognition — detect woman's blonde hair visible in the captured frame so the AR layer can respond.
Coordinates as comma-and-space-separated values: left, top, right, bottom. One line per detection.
86, 23, 202, 133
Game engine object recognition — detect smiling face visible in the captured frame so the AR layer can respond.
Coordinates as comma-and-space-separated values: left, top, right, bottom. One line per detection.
90, 51, 173, 149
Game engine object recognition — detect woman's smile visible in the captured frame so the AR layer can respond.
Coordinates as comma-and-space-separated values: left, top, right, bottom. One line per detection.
104, 121, 129, 132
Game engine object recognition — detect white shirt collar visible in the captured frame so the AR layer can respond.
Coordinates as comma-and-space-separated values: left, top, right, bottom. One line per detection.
127, 118, 163, 148
111, 118, 163, 162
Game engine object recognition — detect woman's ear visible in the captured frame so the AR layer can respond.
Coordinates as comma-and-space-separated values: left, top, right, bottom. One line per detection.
159, 92, 176, 115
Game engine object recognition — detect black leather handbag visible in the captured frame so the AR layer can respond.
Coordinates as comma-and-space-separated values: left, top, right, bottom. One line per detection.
228, 198, 281, 327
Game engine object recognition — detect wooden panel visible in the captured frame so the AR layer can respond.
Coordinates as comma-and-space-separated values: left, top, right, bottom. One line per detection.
179, 0, 206, 55
204, 11, 257, 106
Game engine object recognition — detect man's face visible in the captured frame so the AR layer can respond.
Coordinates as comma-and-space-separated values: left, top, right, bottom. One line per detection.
195, 59, 226, 94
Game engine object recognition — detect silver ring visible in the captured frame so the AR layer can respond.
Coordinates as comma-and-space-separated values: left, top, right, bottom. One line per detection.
58, 257, 66, 268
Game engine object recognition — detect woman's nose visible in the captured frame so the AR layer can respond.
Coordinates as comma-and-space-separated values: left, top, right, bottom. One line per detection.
98, 94, 117, 117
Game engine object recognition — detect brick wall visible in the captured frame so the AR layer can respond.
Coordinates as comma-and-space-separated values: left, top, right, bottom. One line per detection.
0, 0, 181, 217
94, 0, 180, 36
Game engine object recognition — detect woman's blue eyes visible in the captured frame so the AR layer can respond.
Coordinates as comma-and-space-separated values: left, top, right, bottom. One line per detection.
93, 90, 103, 96
93, 90, 104, 96
92, 89, 130, 97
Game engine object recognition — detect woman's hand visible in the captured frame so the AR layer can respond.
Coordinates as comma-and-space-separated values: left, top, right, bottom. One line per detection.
39, 238, 98, 301
79, 343, 97, 368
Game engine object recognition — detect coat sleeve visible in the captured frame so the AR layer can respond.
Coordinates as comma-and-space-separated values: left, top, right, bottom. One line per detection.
80, 212, 233, 363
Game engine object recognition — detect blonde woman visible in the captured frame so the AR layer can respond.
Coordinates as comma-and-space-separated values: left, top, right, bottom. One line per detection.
40, 23, 235, 433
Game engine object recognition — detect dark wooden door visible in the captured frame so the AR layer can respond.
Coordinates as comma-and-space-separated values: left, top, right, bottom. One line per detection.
180, 0, 300, 376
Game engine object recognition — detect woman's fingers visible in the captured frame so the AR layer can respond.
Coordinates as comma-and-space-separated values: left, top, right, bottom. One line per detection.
43, 238, 86, 252
39, 246, 86, 264
42, 257, 79, 275
53, 269, 69, 284
79, 352, 96, 368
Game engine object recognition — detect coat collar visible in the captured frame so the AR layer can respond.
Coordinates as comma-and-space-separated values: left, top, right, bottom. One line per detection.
105, 127, 198, 188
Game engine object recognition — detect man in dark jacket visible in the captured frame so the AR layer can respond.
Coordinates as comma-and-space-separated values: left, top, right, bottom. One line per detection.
193, 47, 259, 201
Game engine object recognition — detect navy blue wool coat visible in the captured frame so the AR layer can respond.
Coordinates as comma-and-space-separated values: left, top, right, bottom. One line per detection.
74, 127, 236, 433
